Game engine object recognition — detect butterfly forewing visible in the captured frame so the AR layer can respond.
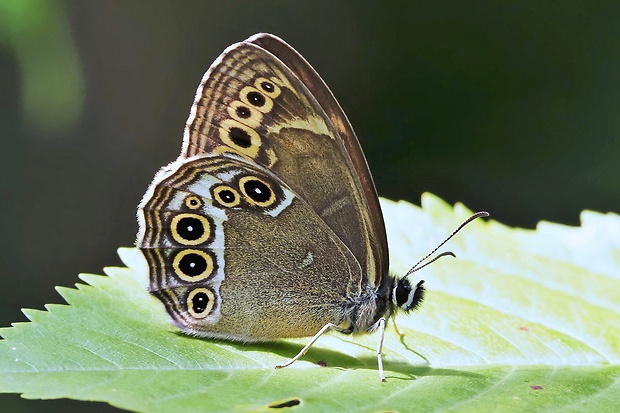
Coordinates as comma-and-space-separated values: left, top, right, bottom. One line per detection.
181, 35, 387, 288
248, 34, 388, 284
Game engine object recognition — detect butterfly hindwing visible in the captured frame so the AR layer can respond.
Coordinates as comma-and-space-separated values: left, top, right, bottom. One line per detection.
138, 154, 363, 340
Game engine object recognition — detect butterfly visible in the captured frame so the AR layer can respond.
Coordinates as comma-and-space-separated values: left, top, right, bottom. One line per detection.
136, 33, 487, 381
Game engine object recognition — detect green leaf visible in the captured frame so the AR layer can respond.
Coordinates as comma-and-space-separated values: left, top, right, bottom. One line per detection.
1, 193, 619, 412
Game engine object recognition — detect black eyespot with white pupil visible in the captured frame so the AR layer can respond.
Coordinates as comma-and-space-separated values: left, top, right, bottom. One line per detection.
170, 214, 212, 246
178, 252, 207, 277
212, 185, 241, 208
242, 179, 272, 203
185, 196, 202, 210
176, 216, 205, 241
172, 249, 214, 282
261, 81, 274, 93
219, 189, 236, 203
192, 291, 209, 313
235, 106, 251, 118
186, 287, 215, 318
247, 91, 266, 107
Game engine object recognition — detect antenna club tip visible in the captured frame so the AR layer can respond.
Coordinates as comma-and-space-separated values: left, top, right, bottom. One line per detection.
475, 211, 490, 218
437, 251, 456, 259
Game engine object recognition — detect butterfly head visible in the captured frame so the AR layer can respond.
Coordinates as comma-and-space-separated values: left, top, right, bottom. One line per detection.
392, 278, 425, 313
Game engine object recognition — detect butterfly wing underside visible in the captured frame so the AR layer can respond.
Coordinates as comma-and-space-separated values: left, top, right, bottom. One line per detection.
182, 33, 388, 286
137, 34, 388, 340
138, 154, 362, 340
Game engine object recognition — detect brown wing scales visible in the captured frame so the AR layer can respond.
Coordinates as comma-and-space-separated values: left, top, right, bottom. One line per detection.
181, 37, 386, 287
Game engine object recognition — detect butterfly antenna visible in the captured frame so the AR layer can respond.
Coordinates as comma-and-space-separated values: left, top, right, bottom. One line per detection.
404, 211, 489, 277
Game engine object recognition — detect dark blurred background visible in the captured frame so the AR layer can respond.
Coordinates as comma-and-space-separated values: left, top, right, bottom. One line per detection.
1, 1, 619, 411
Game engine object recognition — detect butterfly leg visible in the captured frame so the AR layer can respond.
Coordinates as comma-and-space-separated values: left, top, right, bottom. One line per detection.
275, 323, 346, 370
392, 317, 403, 337
375, 317, 387, 382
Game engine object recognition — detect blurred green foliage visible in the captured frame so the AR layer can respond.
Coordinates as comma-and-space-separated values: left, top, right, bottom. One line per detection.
0, 0, 83, 136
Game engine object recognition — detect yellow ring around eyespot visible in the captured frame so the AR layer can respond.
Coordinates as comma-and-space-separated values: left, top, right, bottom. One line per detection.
227, 100, 262, 128
186, 287, 216, 319
172, 249, 214, 282
219, 119, 261, 158
239, 175, 276, 207
254, 77, 281, 99
170, 213, 211, 246
184, 195, 203, 210
240, 86, 274, 113
213, 184, 241, 208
